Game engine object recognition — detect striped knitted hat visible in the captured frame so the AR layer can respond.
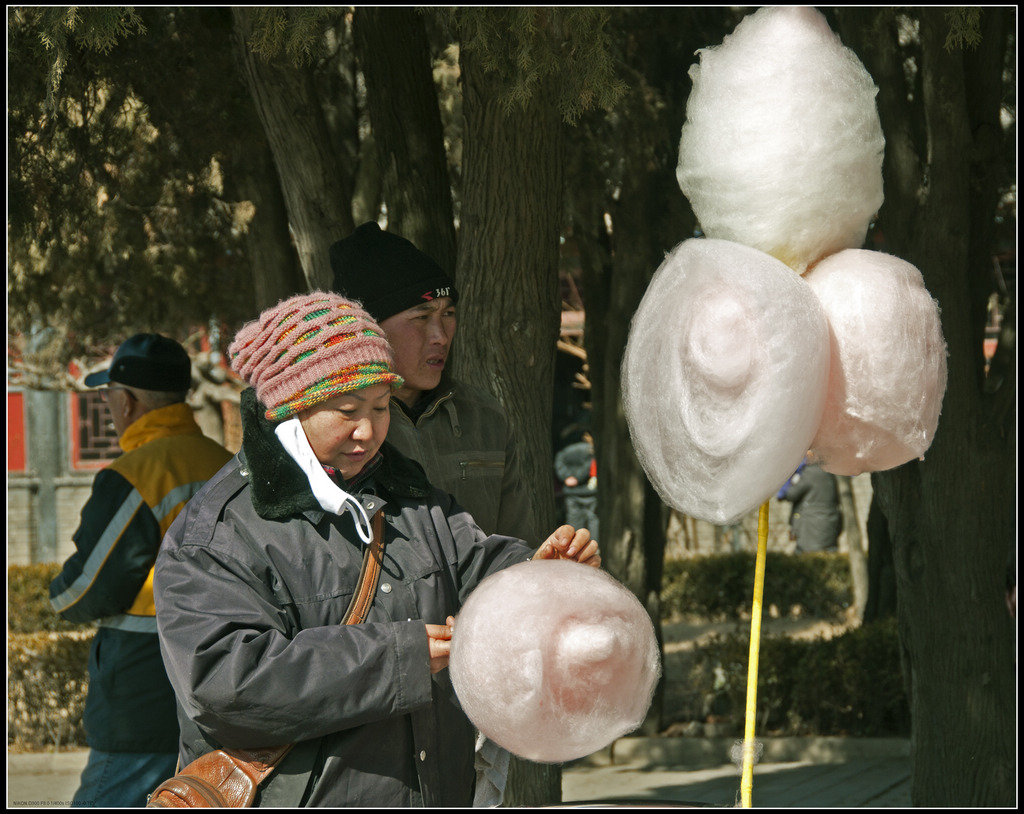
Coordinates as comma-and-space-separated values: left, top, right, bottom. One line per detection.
228, 292, 403, 422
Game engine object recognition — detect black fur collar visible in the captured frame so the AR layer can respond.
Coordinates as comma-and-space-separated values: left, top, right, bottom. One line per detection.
238, 388, 432, 520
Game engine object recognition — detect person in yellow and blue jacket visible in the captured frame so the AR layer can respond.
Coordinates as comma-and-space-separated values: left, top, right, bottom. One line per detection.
49, 333, 233, 808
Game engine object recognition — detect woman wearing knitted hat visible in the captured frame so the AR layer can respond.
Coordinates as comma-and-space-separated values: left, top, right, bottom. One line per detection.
153, 292, 600, 808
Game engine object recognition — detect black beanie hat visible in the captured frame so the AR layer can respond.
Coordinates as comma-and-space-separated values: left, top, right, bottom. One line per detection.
329, 222, 459, 322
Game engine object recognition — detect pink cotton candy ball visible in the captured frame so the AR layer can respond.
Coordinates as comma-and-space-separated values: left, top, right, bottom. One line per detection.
449, 560, 660, 763
805, 249, 948, 475
622, 238, 830, 525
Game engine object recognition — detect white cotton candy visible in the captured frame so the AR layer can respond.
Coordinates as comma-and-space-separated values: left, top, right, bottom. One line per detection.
622, 238, 830, 525
676, 6, 885, 274
805, 249, 947, 476
450, 560, 660, 763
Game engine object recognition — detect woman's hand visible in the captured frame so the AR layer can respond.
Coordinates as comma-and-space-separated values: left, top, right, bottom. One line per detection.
425, 616, 455, 674
533, 525, 601, 568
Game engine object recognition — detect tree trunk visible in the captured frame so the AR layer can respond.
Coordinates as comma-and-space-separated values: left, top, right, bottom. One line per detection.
453, 31, 565, 809
353, 7, 457, 275
836, 475, 868, 621
863, 478, 897, 623
312, 14, 378, 229
232, 8, 355, 290
837, 9, 1015, 805
228, 134, 306, 312
577, 208, 672, 734
572, 177, 687, 735
566, 6, 708, 735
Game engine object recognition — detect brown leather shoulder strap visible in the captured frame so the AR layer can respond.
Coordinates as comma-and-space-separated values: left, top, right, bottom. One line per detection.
342, 509, 386, 625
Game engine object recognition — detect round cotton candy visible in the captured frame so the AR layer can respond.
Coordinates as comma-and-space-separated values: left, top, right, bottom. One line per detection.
450, 560, 660, 764
622, 238, 830, 525
805, 249, 947, 475
676, 6, 885, 274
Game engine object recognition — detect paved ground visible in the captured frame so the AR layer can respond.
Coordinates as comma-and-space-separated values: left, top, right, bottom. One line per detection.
561, 736, 911, 808
8, 750, 88, 808
8, 736, 910, 808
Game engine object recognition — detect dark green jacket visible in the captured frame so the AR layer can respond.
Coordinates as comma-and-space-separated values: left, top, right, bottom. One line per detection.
388, 373, 539, 545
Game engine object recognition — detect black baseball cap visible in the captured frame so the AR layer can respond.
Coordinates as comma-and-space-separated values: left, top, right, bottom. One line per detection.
329, 222, 458, 322
83, 333, 192, 391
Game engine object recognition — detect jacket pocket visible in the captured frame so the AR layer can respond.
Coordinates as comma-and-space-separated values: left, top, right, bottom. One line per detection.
458, 455, 505, 481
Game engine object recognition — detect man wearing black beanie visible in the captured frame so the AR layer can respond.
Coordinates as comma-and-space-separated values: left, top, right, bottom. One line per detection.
332, 225, 545, 809
329, 222, 539, 552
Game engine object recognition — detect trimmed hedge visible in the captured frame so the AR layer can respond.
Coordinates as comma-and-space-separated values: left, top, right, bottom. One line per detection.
9, 563, 94, 633
8, 565, 95, 751
661, 551, 853, 621
660, 553, 907, 737
682, 617, 909, 737
8, 631, 92, 751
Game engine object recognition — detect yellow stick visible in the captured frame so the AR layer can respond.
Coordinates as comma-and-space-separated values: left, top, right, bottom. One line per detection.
740, 501, 770, 808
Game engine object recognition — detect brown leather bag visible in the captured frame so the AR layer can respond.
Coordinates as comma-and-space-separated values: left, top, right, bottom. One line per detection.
147, 510, 385, 808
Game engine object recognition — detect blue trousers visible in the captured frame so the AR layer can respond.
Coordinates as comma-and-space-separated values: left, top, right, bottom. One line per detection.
72, 749, 178, 807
